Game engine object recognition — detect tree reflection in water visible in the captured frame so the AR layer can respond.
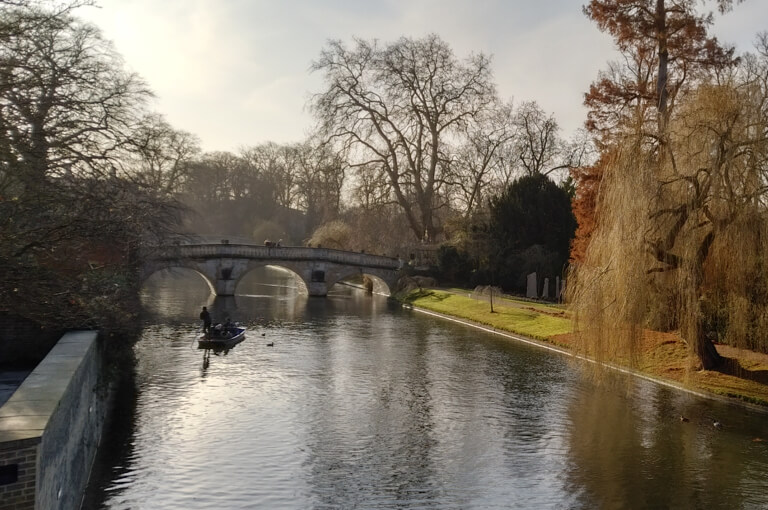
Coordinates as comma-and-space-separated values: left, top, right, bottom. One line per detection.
565, 370, 763, 508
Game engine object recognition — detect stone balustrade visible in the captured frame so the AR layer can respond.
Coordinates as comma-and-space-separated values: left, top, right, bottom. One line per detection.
148, 244, 401, 270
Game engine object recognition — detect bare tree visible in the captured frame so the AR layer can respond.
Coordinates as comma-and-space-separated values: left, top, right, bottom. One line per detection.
240, 142, 300, 210
450, 100, 515, 219
294, 141, 346, 231
0, 4, 150, 188
310, 34, 496, 242
0, 2, 182, 331
123, 113, 201, 195
349, 162, 392, 211
513, 101, 578, 177
183, 151, 241, 204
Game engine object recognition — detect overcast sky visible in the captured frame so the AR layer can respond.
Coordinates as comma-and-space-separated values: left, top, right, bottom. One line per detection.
80, 1, 768, 153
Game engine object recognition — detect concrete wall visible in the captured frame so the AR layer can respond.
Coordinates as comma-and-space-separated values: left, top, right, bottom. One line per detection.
0, 331, 106, 510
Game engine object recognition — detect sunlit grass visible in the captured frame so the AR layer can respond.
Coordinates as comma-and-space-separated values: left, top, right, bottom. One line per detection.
404, 290, 572, 340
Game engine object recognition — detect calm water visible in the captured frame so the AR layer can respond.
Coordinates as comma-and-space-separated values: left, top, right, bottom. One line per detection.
83, 268, 768, 509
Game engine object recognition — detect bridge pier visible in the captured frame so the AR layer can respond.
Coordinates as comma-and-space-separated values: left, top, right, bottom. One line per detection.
308, 282, 328, 297
215, 278, 238, 296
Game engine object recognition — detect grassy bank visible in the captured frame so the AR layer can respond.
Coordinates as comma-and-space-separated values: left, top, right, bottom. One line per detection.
404, 289, 571, 341
401, 289, 768, 407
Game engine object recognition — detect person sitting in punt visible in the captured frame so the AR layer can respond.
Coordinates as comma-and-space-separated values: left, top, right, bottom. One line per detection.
223, 317, 235, 337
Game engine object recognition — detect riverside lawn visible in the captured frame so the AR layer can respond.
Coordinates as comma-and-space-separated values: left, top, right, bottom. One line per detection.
401, 289, 768, 407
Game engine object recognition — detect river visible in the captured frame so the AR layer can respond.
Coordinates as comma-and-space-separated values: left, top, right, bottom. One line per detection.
82, 267, 768, 509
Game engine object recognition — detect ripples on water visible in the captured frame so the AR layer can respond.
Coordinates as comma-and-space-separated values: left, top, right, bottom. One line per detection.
82, 270, 768, 509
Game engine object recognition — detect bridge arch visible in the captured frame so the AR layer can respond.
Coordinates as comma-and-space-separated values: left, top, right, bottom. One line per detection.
142, 244, 402, 297
328, 268, 395, 296
141, 261, 217, 294
231, 262, 309, 295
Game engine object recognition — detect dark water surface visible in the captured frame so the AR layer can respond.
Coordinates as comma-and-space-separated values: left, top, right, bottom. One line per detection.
83, 269, 768, 509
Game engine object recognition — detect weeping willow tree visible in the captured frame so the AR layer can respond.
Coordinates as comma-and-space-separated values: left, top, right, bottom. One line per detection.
569, 48, 768, 370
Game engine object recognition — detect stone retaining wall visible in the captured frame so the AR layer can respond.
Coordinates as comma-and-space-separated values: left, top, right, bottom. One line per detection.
0, 331, 106, 510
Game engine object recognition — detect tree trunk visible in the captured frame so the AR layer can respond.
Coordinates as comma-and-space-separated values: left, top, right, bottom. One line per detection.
489, 286, 494, 313
420, 195, 435, 243
694, 330, 723, 370
691, 231, 722, 370
655, 0, 669, 124
654, 0, 673, 152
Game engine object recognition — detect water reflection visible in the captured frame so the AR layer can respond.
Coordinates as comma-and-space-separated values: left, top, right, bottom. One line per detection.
83, 270, 768, 509
300, 311, 441, 508
565, 372, 768, 509
141, 267, 306, 325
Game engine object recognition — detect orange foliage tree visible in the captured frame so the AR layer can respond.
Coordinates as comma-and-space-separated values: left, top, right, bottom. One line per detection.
570, 0, 738, 263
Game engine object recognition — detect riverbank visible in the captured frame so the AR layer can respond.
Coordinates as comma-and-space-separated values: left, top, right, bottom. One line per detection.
400, 289, 768, 408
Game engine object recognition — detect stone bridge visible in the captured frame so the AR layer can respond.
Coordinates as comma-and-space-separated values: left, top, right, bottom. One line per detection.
141, 243, 403, 297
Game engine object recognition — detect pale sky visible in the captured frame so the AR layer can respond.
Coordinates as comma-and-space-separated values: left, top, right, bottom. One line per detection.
80, 1, 768, 153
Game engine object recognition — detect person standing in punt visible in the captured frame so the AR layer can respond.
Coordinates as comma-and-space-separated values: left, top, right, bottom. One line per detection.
200, 306, 212, 334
